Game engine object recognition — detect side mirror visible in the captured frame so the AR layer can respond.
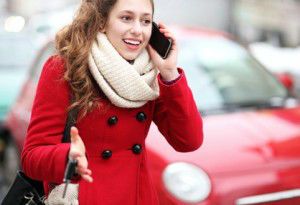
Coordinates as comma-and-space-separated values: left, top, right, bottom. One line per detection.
276, 72, 294, 91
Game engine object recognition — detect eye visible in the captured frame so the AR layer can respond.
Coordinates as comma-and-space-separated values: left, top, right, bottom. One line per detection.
121, 16, 132, 21
142, 19, 152, 25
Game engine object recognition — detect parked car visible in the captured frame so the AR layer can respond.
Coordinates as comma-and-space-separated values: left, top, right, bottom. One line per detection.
0, 17, 37, 122
0, 18, 39, 197
4, 26, 300, 205
0, 6, 78, 198
0, 6, 75, 124
250, 42, 300, 99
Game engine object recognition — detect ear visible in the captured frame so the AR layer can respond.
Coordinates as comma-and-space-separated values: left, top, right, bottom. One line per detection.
99, 22, 106, 33
100, 27, 106, 33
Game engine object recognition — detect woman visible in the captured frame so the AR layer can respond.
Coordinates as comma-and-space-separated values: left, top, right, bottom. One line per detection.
21, 0, 203, 204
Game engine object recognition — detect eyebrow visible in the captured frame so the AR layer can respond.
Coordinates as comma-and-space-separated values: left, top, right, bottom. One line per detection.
120, 10, 152, 16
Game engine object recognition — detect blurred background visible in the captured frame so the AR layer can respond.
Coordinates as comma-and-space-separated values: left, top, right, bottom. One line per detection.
1, 0, 300, 204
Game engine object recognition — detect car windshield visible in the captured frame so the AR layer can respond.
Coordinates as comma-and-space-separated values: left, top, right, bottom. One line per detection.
178, 36, 288, 113
0, 33, 35, 69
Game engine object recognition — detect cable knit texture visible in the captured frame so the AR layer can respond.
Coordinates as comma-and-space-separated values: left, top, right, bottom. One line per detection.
44, 184, 78, 205
88, 32, 160, 108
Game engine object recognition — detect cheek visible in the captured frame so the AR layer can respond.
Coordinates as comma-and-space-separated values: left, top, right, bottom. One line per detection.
106, 29, 125, 49
105, 20, 125, 41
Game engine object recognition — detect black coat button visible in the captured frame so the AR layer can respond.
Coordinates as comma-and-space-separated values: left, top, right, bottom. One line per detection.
102, 150, 112, 159
132, 144, 142, 154
136, 112, 147, 122
107, 116, 118, 126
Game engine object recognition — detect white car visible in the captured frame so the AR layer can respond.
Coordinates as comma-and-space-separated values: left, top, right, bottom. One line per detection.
250, 42, 300, 98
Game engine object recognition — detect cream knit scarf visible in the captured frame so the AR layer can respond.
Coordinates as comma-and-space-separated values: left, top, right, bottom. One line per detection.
88, 32, 160, 108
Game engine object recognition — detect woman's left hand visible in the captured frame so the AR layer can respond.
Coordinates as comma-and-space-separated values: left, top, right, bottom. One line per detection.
147, 22, 180, 81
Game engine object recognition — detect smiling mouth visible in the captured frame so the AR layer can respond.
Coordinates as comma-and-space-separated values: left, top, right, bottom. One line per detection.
123, 39, 142, 46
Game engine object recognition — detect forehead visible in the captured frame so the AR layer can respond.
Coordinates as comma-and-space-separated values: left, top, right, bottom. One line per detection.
112, 0, 153, 15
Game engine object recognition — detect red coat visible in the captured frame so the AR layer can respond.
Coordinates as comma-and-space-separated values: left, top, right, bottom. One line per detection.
21, 56, 203, 205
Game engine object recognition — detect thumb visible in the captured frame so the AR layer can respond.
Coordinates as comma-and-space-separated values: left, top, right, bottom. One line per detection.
70, 126, 79, 143
147, 45, 164, 69
147, 45, 159, 59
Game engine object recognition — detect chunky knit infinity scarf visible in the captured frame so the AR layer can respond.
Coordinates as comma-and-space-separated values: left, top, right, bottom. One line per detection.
88, 32, 160, 108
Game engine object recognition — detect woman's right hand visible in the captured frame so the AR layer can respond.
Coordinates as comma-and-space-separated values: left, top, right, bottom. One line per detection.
69, 126, 93, 183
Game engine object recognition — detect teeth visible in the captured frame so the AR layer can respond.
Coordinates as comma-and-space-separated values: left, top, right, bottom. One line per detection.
124, 39, 141, 45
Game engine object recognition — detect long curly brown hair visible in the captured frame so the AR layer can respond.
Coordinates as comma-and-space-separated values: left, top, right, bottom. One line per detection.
55, 0, 154, 119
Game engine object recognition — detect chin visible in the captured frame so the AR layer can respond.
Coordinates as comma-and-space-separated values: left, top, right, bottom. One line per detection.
122, 54, 139, 61
124, 56, 136, 61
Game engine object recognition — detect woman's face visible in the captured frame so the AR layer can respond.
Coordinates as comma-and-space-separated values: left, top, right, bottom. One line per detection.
103, 0, 153, 61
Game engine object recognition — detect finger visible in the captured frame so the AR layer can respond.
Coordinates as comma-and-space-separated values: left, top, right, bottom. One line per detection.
69, 150, 83, 159
77, 167, 92, 175
76, 158, 88, 169
70, 128, 86, 154
70, 126, 79, 142
81, 174, 93, 183
157, 29, 176, 42
157, 22, 167, 29
160, 30, 172, 36
163, 33, 177, 46
82, 174, 93, 183
160, 30, 174, 39
76, 157, 88, 171
162, 32, 172, 38
159, 28, 170, 33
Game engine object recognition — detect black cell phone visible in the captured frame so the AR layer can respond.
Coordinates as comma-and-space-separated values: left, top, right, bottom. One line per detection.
149, 22, 172, 59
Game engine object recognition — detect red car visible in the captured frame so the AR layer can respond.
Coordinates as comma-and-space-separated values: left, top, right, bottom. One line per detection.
3, 27, 300, 204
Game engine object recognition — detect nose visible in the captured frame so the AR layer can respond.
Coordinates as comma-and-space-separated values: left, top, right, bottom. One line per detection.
130, 21, 142, 35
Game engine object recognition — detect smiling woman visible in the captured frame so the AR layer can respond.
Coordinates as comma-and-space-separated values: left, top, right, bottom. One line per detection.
102, 0, 153, 60
20, 0, 203, 204
55, 0, 156, 116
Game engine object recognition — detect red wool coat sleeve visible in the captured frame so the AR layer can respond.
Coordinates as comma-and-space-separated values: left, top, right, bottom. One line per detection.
153, 68, 203, 152
21, 56, 70, 183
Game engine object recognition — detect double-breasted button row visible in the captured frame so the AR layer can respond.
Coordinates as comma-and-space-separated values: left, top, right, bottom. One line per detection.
107, 112, 147, 126
101, 144, 143, 159
136, 112, 147, 122
107, 116, 118, 126
132, 144, 142, 154
102, 150, 112, 159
